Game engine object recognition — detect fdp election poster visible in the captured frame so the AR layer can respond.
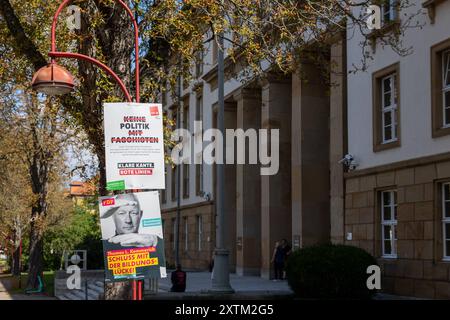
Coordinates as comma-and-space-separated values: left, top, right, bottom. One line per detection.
104, 103, 165, 191
98, 191, 167, 282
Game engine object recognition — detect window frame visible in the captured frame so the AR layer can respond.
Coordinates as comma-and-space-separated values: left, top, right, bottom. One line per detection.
381, 190, 398, 258
381, 0, 398, 25
212, 40, 218, 65
183, 163, 190, 199
195, 94, 203, 123
195, 93, 204, 197
183, 98, 190, 132
196, 215, 203, 251
372, 62, 401, 152
172, 218, 177, 251
442, 182, 450, 261
431, 38, 450, 138
195, 49, 204, 78
171, 165, 177, 201
381, 73, 398, 143
184, 217, 189, 252
442, 50, 450, 128
196, 161, 204, 196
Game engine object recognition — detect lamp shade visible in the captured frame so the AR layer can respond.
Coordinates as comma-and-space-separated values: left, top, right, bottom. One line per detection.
31, 63, 75, 95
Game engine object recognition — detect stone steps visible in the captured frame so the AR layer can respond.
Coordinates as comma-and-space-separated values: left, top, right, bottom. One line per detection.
56, 281, 104, 300
87, 282, 104, 295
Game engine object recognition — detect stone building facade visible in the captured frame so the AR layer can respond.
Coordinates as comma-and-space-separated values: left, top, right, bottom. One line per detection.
343, 159, 450, 298
160, 0, 450, 298
337, 0, 450, 298
160, 35, 334, 277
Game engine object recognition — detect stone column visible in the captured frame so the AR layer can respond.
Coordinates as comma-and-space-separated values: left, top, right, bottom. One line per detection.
233, 88, 262, 276
330, 37, 347, 244
261, 76, 292, 279
291, 61, 331, 250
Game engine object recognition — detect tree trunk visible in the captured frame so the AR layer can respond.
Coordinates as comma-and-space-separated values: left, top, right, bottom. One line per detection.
104, 282, 133, 300
11, 239, 21, 276
80, 2, 134, 300
26, 215, 44, 290
97, 145, 108, 197
26, 150, 48, 290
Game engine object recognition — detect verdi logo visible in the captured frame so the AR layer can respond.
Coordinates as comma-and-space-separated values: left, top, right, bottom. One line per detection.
150, 106, 160, 116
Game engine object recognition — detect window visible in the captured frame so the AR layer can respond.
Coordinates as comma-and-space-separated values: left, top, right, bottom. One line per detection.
183, 99, 190, 132
422, 0, 447, 24
195, 49, 204, 78
196, 95, 203, 123
442, 50, 450, 127
381, 0, 397, 25
183, 164, 190, 198
431, 38, 450, 137
195, 95, 204, 196
381, 74, 398, 143
373, 63, 400, 151
381, 190, 398, 258
212, 40, 218, 65
196, 161, 204, 196
172, 218, 177, 251
184, 217, 189, 252
171, 165, 177, 201
442, 183, 450, 260
196, 215, 203, 251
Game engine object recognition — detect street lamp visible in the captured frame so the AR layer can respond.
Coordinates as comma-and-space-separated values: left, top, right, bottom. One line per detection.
32, 63, 75, 96
31, 0, 142, 300
210, 32, 234, 293
31, 0, 139, 103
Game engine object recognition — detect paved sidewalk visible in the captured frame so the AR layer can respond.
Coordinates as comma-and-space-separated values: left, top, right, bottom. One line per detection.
146, 271, 294, 300
0, 291, 56, 300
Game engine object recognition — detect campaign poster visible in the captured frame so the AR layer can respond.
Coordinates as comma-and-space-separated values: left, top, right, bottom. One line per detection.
104, 103, 165, 191
98, 191, 167, 282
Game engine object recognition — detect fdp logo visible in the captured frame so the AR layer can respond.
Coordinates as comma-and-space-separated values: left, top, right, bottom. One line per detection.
102, 198, 115, 207
150, 106, 160, 116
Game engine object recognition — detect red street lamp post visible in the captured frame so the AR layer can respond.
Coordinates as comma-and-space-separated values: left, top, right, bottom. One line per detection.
31, 0, 143, 300
32, 0, 140, 103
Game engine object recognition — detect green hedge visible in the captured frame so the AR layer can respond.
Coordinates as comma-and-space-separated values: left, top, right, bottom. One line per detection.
285, 244, 378, 299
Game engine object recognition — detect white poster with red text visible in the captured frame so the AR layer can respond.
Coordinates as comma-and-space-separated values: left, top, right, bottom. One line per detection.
104, 103, 165, 191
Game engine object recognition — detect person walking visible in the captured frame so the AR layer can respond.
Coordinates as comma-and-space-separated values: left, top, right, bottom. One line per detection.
271, 241, 284, 281
280, 239, 292, 280
170, 264, 187, 292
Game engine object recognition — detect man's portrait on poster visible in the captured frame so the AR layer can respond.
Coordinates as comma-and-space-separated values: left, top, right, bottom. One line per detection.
100, 193, 159, 247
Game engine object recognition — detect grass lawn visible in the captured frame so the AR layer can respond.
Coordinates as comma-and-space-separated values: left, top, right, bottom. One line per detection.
0, 260, 7, 271
10, 271, 55, 297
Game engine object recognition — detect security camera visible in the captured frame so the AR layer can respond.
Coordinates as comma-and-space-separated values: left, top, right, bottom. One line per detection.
338, 154, 354, 164
339, 154, 358, 171
199, 191, 211, 201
